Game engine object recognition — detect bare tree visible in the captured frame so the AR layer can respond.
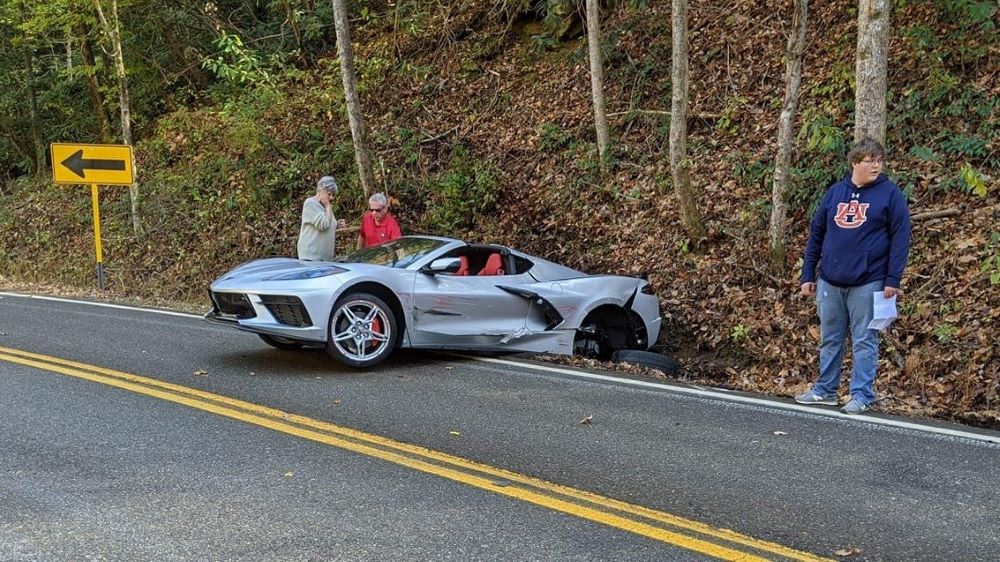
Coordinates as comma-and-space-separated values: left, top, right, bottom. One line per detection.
769, 0, 809, 269
330, 0, 376, 197
93, 0, 143, 236
16, 1, 46, 177
669, 0, 705, 243
586, 0, 610, 171
74, 22, 113, 143
854, 0, 890, 144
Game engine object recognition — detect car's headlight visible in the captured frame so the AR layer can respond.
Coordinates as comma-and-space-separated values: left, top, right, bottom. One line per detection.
265, 266, 348, 280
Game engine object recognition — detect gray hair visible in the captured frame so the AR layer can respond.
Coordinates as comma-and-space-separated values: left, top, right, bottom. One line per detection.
316, 176, 338, 194
368, 192, 388, 208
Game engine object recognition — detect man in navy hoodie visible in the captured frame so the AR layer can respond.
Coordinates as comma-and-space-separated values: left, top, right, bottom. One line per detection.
796, 138, 911, 414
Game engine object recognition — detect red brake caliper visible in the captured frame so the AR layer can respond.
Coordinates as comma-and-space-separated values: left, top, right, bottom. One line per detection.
368, 317, 383, 349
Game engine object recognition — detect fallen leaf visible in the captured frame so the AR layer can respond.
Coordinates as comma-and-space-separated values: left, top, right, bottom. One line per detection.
773, 431, 787, 436
333, 400, 342, 405
580, 415, 593, 425
284, 471, 295, 478
449, 431, 461, 436
835, 547, 861, 557
193, 369, 208, 376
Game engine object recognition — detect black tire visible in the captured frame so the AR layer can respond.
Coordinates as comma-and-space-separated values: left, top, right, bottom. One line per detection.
612, 349, 680, 375
258, 333, 304, 351
325, 292, 399, 368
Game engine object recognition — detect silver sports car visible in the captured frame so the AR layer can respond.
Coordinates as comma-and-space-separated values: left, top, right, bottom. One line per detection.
206, 235, 662, 368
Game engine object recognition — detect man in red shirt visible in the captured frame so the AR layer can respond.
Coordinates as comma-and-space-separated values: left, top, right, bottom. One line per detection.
357, 192, 403, 249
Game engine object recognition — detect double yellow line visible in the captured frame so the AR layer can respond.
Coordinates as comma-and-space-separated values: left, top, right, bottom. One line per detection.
0, 345, 829, 561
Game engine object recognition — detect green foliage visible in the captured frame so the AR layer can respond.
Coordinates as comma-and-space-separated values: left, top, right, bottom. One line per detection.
726, 151, 772, 189
493, 0, 581, 42
908, 145, 939, 162
529, 33, 560, 52
390, 0, 431, 38
730, 323, 751, 342
958, 163, 988, 198
538, 122, 573, 151
202, 30, 276, 89
425, 146, 500, 233
982, 232, 1000, 286
800, 111, 847, 154
791, 108, 847, 213
933, 323, 959, 343
716, 96, 748, 136
355, 55, 393, 93
393, 127, 421, 166
940, 134, 988, 159
810, 59, 854, 112
938, 0, 997, 28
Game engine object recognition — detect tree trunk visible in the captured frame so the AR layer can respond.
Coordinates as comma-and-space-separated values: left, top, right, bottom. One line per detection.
854, 0, 890, 144
17, 1, 46, 178
586, 0, 610, 171
331, 0, 376, 197
93, 0, 143, 236
160, 24, 210, 91
74, 23, 113, 144
283, 0, 303, 51
768, 0, 809, 270
669, 0, 705, 243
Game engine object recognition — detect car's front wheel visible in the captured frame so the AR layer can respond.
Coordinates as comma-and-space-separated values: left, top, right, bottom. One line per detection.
325, 292, 398, 368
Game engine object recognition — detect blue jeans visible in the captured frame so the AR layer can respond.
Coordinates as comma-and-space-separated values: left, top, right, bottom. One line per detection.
812, 278, 883, 405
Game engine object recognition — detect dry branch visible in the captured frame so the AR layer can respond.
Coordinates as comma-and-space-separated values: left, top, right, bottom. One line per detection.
911, 208, 961, 222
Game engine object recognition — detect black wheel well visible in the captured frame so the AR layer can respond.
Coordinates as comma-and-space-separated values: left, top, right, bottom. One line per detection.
580, 304, 646, 350
339, 282, 406, 346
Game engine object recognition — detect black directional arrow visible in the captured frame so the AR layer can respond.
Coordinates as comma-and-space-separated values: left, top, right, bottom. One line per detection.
60, 149, 126, 179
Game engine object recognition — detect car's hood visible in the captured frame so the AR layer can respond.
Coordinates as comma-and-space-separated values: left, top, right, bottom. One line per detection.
213, 257, 313, 283
211, 257, 402, 289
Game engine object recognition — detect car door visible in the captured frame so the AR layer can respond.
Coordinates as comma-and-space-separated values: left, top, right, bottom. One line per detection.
409, 271, 534, 348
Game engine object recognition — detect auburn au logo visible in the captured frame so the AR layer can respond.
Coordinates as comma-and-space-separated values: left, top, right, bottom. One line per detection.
834, 201, 869, 229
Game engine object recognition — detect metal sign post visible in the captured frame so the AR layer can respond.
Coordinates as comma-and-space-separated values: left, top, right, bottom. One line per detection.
90, 184, 105, 290
50, 143, 134, 290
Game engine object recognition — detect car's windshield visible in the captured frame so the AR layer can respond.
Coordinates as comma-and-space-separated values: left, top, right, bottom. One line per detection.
341, 237, 446, 269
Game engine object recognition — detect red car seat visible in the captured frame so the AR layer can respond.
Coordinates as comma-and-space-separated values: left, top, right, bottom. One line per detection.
478, 253, 504, 276
455, 256, 470, 276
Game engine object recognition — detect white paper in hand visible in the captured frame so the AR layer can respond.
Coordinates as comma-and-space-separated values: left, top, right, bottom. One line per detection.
868, 292, 898, 331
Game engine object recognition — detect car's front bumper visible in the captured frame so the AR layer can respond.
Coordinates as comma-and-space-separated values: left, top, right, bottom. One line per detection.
206, 289, 331, 343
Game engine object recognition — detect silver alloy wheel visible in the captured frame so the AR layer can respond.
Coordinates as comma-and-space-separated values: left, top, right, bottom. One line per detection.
329, 298, 392, 362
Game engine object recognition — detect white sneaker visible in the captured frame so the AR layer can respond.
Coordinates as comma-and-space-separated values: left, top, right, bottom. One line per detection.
794, 391, 838, 406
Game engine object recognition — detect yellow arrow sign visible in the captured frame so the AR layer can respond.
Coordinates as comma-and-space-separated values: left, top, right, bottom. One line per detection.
51, 143, 134, 185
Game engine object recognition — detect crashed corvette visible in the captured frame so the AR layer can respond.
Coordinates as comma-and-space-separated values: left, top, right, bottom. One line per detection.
206, 235, 662, 368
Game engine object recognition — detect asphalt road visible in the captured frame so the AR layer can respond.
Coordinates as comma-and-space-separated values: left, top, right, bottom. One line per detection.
1, 293, 998, 561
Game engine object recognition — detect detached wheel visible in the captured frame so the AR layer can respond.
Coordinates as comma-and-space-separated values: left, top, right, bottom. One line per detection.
326, 292, 398, 368
612, 349, 679, 376
258, 334, 304, 351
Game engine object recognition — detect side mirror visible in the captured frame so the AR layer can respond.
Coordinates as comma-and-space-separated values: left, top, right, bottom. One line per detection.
421, 257, 461, 276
